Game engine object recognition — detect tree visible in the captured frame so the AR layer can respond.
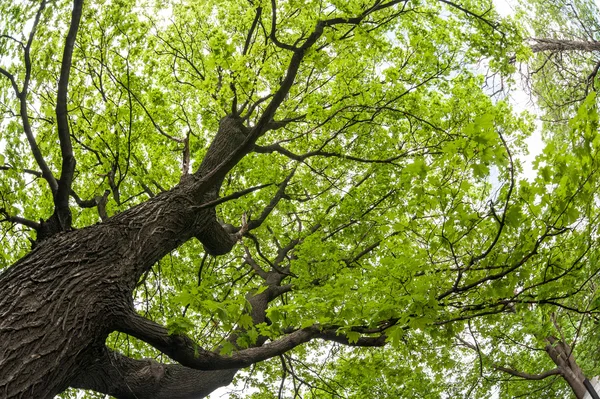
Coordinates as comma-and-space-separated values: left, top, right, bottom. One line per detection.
1, 0, 598, 398
449, 1, 600, 397
520, 0, 600, 119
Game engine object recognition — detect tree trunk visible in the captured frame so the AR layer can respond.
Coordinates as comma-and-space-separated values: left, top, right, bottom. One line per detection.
530, 38, 600, 54
70, 347, 238, 399
545, 336, 588, 399
0, 116, 250, 398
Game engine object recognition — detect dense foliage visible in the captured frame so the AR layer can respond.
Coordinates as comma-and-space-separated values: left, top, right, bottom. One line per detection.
1, 0, 600, 398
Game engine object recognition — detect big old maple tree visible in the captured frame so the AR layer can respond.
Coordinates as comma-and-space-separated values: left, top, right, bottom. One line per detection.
1, 0, 600, 398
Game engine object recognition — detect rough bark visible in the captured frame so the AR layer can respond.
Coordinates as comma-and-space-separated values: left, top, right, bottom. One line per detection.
194, 115, 249, 256
0, 115, 249, 399
70, 347, 237, 399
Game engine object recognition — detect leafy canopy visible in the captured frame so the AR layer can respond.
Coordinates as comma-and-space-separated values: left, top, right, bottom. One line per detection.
1, 0, 600, 397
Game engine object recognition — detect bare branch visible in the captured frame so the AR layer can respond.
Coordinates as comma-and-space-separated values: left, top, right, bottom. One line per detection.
69, 190, 97, 208
192, 183, 274, 210
243, 6, 263, 55
247, 168, 296, 231
0, 165, 42, 178
438, 0, 499, 32
71, 347, 237, 399
53, 0, 85, 230
0, 67, 20, 96
8, 0, 60, 196
495, 366, 562, 380
119, 311, 311, 369
244, 245, 269, 279
269, 0, 298, 51
0, 208, 40, 230
118, 311, 387, 371
530, 38, 600, 53
254, 143, 407, 164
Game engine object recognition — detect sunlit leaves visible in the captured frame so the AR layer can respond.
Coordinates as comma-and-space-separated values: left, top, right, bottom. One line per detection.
3, 0, 599, 397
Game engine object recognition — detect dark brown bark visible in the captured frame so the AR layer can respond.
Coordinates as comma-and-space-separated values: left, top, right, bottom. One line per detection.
0, 10, 305, 392
0, 114, 251, 398
53, 0, 83, 233
194, 115, 249, 256
0, 112, 384, 399
70, 347, 238, 399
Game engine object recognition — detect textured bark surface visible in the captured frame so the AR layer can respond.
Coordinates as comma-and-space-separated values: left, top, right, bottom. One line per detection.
0, 115, 249, 399
194, 115, 249, 256
70, 348, 237, 399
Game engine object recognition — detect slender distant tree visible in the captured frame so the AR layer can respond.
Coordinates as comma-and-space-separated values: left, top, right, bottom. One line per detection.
442, 1, 600, 397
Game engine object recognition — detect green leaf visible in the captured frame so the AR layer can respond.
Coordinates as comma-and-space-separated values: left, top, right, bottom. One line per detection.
166, 316, 195, 335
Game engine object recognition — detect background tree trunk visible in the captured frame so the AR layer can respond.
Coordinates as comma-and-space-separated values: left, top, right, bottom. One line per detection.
545, 336, 588, 399
530, 39, 600, 53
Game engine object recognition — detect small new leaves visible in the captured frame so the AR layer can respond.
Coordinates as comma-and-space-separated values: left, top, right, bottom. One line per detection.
166, 316, 195, 336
